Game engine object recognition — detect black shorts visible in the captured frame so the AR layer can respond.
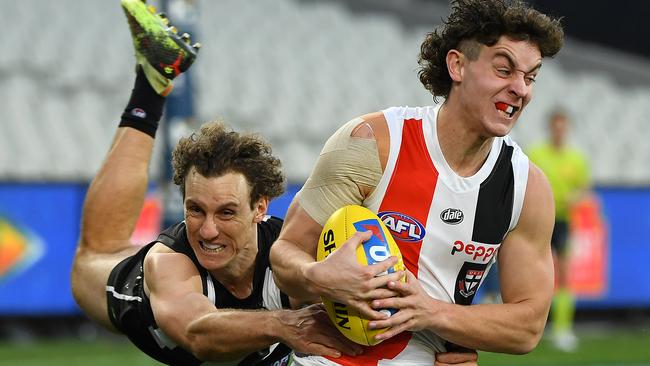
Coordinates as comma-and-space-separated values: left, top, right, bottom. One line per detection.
106, 243, 151, 333
551, 220, 570, 254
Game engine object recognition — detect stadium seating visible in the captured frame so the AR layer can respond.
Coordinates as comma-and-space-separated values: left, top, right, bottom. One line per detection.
1, 0, 649, 184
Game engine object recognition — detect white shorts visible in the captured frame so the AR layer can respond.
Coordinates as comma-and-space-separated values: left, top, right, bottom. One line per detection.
290, 331, 445, 366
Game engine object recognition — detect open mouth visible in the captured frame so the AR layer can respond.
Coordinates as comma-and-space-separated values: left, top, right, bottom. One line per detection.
495, 102, 519, 118
199, 241, 225, 253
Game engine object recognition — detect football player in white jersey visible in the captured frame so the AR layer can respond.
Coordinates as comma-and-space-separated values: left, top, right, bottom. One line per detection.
270, 0, 563, 364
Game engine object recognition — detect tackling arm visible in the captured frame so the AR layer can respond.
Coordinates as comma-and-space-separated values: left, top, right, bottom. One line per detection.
145, 250, 358, 362
269, 203, 326, 302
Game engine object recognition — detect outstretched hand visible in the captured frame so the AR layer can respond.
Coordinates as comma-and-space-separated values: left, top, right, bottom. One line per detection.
278, 304, 362, 358
305, 230, 404, 319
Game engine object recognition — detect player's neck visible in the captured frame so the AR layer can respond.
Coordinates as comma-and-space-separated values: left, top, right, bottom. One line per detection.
214, 266, 255, 299
437, 103, 493, 177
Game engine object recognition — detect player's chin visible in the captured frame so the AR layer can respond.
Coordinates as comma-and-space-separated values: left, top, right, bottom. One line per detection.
487, 120, 515, 137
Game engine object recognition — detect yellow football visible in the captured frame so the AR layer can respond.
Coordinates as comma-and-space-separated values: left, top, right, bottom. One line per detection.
316, 205, 405, 346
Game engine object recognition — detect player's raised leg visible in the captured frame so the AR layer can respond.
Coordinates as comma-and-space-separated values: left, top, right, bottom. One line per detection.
71, 0, 199, 331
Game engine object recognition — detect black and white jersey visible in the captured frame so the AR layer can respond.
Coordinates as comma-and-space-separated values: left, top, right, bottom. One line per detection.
106, 216, 291, 366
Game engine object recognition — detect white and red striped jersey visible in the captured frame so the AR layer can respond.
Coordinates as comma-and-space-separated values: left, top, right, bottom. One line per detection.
294, 104, 529, 366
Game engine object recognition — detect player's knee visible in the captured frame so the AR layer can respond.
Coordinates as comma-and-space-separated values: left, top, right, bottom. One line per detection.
71, 244, 91, 270
70, 257, 86, 307
70, 248, 95, 305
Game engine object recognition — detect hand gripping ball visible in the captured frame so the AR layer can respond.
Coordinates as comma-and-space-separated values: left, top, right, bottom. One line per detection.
316, 205, 405, 346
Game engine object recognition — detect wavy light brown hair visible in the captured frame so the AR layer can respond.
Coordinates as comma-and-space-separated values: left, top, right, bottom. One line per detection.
172, 122, 285, 208
418, 0, 564, 100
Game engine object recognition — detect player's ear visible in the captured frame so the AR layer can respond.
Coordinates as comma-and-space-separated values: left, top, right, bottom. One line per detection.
253, 197, 269, 222
446, 49, 465, 82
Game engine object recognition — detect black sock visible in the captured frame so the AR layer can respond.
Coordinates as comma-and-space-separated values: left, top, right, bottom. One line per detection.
119, 67, 166, 138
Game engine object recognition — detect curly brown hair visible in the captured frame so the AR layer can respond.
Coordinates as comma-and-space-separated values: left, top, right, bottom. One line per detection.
418, 0, 564, 100
172, 122, 285, 208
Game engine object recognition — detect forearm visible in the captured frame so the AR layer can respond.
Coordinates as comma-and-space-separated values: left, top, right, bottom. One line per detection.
270, 239, 319, 301
186, 309, 287, 361
431, 301, 548, 354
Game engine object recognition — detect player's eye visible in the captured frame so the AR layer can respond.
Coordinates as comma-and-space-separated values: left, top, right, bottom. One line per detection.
496, 66, 511, 76
187, 205, 202, 215
220, 210, 235, 218
525, 75, 537, 85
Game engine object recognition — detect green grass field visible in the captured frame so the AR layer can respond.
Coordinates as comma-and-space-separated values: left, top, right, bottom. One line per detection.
0, 328, 648, 366
479, 328, 650, 366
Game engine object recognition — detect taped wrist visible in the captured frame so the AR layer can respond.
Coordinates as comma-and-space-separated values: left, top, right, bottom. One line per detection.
119, 67, 166, 137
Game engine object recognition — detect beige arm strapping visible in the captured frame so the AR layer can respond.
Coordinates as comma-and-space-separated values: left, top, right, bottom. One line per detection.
296, 118, 382, 226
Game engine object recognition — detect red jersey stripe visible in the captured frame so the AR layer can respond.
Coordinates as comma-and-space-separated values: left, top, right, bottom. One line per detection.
328, 118, 439, 366
379, 118, 438, 276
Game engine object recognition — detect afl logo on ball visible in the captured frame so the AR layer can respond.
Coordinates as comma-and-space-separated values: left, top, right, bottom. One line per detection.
440, 208, 463, 225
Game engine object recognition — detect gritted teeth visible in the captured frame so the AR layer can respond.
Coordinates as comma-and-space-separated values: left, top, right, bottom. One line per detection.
509, 106, 519, 117
200, 241, 224, 252
495, 102, 519, 117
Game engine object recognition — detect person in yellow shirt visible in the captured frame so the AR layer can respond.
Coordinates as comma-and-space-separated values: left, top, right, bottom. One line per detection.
527, 109, 590, 352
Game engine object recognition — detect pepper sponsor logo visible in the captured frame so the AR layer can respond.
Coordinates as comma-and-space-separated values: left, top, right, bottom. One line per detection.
450, 240, 498, 263
0, 217, 44, 281
378, 211, 426, 242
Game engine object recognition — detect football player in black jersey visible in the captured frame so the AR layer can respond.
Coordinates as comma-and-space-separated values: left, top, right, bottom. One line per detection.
70, 1, 360, 365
